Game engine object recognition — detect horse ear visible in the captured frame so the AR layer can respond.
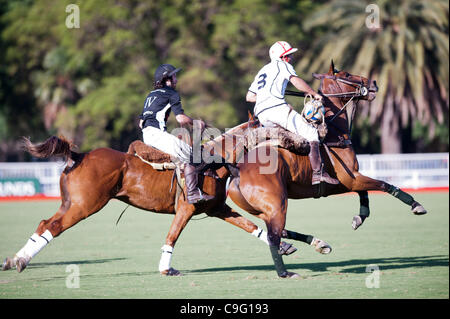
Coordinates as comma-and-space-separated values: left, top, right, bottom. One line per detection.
328, 60, 335, 75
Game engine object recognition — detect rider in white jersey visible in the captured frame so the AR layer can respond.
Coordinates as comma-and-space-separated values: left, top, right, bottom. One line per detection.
247, 41, 339, 185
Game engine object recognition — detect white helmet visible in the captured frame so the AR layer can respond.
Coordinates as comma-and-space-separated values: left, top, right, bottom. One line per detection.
269, 41, 298, 61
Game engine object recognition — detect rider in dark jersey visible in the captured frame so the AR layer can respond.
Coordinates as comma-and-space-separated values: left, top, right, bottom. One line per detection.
140, 86, 184, 131
139, 64, 214, 204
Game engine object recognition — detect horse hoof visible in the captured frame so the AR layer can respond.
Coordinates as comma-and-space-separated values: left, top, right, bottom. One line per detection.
2, 257, 14, 271
160, 267, 182, 276
280, 271, 300, 279
311, 238, 332, 254
412, 204, 427, 215
15, 257, 28, 273
352, 215, 363, 230
279, 242, 298, 256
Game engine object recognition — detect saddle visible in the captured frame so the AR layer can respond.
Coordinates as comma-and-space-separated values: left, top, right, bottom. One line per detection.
127, 140, 177, 170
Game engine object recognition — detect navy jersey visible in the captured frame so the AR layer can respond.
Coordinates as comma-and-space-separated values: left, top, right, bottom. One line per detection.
140, 86, 184, 131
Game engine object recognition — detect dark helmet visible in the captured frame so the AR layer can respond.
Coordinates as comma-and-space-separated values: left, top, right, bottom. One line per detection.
154, 64, 181, 86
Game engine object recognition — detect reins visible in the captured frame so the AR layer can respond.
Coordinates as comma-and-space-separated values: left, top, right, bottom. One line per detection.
285, 72, 368, 139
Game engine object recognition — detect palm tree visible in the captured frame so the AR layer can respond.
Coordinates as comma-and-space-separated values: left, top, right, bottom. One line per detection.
297, 0, 449, 153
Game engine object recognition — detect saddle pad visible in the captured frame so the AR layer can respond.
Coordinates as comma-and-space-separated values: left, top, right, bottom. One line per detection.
127, 140, 173, 164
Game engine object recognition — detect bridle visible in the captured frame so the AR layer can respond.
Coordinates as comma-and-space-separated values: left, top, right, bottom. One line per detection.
313, 73, 371, 99
312, 72, 376, 134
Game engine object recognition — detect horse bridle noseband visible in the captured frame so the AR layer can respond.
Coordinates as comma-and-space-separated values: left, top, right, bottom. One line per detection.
313, 73, 372, 98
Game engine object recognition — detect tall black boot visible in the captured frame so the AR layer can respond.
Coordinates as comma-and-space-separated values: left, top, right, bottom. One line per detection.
308, 141, 339, 185
184, 163, 214, 204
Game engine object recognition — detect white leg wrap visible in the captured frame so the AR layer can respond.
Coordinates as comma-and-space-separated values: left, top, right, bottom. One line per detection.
16, 230, 53, 260
252, 228, 269, 245
158, 244, 173, 272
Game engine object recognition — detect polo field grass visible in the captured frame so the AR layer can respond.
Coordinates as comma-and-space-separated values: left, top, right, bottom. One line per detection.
0, 192, 448, 299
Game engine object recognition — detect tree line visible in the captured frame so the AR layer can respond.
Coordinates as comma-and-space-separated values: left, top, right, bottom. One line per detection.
0, 0, 448, 161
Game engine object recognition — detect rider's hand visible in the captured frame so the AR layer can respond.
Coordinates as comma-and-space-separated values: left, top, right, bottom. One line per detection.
314, 94, 323, 102
199, 120, 206, 132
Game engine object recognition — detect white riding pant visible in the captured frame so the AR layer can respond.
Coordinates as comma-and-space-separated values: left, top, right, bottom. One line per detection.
142, 126, 192, 163
256, 104, 319, 142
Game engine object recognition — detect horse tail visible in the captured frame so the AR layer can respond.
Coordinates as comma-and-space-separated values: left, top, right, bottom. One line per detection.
22, 136, 77, 162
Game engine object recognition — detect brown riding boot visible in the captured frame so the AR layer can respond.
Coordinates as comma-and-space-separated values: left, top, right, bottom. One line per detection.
308, 141, 339, 185
184, 164, 214, 204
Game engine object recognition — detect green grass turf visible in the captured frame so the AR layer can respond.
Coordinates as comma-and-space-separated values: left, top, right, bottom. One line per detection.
0, 192, 448, 299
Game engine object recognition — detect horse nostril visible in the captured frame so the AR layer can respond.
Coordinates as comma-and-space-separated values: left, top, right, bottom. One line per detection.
373, 81, 378, 91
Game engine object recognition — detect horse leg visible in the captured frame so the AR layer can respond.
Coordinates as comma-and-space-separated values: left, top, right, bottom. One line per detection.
3, 201, 101, 272
265, 209, 299, 278
206, 204, 298, 256
281, 229, 332, 254
352, 173, 427, 215
227, 181, 324, 255
229, 160, 299, 277
3, 171, 112, 273
351, 190, 370, 230
250, 194, 298, 278
3, 200, 68, 272
158, 202, 196, 276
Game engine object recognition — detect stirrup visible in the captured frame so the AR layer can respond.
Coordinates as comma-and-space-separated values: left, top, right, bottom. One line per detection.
312, 172, 339, 185
321, 172, 339, 185
312, 173, 322, 185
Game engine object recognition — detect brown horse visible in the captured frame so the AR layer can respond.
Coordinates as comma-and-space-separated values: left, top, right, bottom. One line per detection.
3, 120, 331, 275
0, 121, 250, 274
227, 61, 427, 278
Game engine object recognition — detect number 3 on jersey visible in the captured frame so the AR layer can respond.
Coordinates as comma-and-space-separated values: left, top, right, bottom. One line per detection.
257, 73, 267, 90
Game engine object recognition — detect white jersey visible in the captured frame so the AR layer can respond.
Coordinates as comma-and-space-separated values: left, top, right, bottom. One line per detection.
248, 60, 297, 116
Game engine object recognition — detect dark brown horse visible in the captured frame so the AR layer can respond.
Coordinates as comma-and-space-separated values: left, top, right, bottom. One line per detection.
3, 120, 330, 275
227, 61, 427, 278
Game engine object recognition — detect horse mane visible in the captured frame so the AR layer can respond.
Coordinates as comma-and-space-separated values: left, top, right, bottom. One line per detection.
206, 119, 258, 146
244, 127, 310, 155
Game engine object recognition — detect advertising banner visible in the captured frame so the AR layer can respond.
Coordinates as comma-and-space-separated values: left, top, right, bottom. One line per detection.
0, 178, 41, 197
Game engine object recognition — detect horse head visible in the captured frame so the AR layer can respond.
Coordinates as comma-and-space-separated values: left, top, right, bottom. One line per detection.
313, 60, 378, 102
312, 61, 379, 138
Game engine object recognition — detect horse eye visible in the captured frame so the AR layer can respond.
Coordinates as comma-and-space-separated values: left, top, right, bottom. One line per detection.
345, 72, 350, 77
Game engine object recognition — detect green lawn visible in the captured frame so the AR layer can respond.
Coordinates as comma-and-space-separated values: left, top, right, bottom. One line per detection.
0, 192, 448, 299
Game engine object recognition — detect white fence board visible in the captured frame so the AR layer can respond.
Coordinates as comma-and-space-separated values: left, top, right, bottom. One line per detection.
0, 153, 448, 197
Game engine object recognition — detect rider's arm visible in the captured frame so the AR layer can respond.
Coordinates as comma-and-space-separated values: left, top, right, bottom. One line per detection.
176, 113, 206, 131
175, 113, 194, 126
171, 90, 197, 127
246, 91, 257, 103
290, 76, 322, 101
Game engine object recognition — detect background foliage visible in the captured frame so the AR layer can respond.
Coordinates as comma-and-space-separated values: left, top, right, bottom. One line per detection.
0, 0, 448, 160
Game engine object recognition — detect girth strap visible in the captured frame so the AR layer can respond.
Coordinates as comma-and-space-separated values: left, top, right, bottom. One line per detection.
134, 154, 177, 170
